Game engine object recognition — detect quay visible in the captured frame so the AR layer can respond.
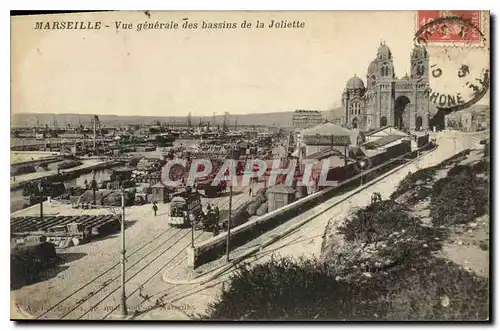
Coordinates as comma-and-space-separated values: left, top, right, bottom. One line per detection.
10, 159, 122, 191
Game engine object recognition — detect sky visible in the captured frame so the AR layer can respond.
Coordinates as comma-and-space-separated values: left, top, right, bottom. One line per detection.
11, 11, 489, 117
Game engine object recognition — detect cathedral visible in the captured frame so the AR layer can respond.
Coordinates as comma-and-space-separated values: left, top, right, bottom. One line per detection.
341, 42, 434, 131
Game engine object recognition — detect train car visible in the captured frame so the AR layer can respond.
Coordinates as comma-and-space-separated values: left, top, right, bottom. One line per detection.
198, 178, 227, 198
166, 192, 204, 228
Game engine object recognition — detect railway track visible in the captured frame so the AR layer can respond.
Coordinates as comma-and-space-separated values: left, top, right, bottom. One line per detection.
33, 190, 250, 320
98, 193, 251, 320
11, 215, 120, 238
122, 145, 443, 318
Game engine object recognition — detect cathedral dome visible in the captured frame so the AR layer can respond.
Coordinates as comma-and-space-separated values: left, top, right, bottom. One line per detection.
346, 75, 365, 90
377, 41, 392, 59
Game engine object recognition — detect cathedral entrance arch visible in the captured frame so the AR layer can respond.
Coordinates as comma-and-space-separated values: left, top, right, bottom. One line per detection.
394, 95, 411, 129
352, 118, 358, 129
380, 116, 387, 127
416, 116, 423, 131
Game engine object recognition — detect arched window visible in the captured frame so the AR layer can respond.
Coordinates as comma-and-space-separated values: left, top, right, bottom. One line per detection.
384, 67, 389, 76
352, 118, 358, 129
380, 116, 387, 127
350, 102, 360, 115
416, 116, 423, 130
416, 65, 425, 77
349, 102, 360, 115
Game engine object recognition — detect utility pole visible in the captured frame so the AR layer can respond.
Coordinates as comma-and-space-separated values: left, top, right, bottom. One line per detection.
92, 171, 97, 205
344, 145, 348, 167
226, 184, 233, 262
416, 149, 420, 169
119, 191, 128, 318
93, 116, 97, 156
38, 181, 44, 223
191, 210, 195, 248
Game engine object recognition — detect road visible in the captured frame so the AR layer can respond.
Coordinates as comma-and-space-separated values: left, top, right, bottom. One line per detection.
10, 131, 488, 320
11, 187, 251, 320
122, 132, 488, 319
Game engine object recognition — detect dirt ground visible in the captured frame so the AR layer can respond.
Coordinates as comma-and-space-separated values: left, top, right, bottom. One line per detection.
10, 131, 489, 320
10, 189, 251, 319
133, 133, 489, 320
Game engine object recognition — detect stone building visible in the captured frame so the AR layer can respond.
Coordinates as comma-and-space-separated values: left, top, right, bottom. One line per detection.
341, 42, 434, 131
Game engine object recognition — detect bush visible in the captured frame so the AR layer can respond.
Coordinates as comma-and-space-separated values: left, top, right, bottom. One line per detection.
203, 255, 489, 321
390, 167, 437, 203
439, 149, 471, 167
390, 150, 472, 205
338, 201, 412, 242
484, 142, 489, 158
335, 200, 444, 271
204, 256, 381, 320
430, 164, 488, 226
379, 258, 489, 321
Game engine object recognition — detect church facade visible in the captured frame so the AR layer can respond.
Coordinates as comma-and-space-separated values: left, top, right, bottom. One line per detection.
341, 42, 434, 131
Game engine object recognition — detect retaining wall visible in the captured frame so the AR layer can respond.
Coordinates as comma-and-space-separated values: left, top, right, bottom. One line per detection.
186, 142, 435, 268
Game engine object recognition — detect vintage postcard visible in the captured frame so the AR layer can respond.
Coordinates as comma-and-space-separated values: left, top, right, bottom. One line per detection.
10, 11, 490, 321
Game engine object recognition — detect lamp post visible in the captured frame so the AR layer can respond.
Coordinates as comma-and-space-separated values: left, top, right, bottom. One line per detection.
119, 190, 128, 318
92, 190, 128, 319
38, 180, 45, 223
226, 184, 233, 262
91, 171, 97, 206
191, 211, 195, 248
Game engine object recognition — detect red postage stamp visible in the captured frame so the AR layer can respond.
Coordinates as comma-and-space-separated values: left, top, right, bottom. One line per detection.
416, 11, 487, 46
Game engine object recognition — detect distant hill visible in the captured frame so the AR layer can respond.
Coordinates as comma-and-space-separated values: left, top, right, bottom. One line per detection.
12, 103, 488, 129
11, 108, 345, 128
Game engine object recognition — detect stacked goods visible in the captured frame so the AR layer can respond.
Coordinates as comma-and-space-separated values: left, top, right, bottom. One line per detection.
129, 157, 142, 167
256, 187, 267, 196
220, 201, 252, 230
246, 189, 268, 217
246, 202, 260, 216
137, 158, 157, 171
255, 202, 268, 216
57, 160, 83, 170
68, 186, 87, 197
78, 189, 135, 206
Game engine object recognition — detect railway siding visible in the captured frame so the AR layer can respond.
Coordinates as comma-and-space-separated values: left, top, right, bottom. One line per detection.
11, 215, 120, 240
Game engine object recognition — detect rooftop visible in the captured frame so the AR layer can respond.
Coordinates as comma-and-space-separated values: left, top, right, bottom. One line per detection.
301, 121, 352, 137
267, 183, 296, 194
363, 135, 408, 149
